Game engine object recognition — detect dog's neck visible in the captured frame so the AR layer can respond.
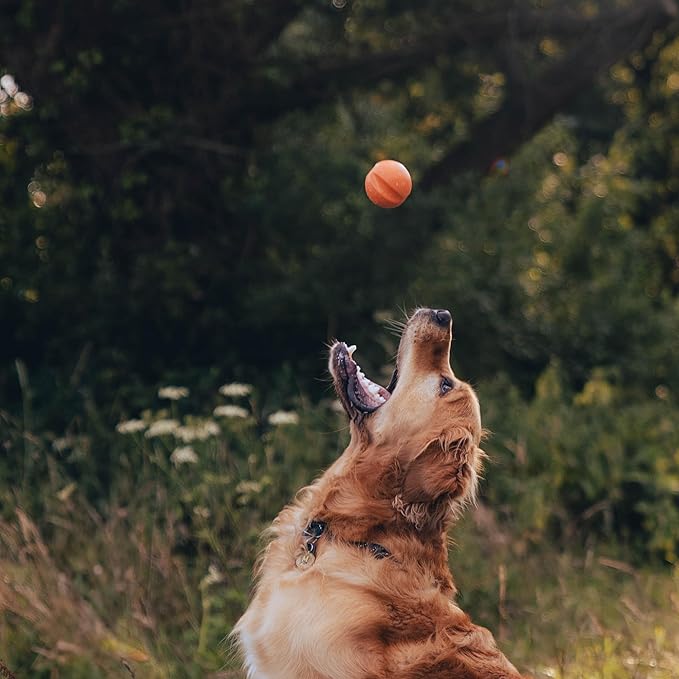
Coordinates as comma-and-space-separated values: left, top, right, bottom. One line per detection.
310, 437, 457, 541
304, 439, 456, 596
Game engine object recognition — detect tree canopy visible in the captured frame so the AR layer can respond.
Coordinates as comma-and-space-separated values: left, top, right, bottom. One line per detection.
1, 0, 678, 417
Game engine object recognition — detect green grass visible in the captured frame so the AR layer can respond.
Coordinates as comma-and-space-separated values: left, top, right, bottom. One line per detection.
1, 500, 677, 678
450, 519, 679, 679
1, 387, 678, 678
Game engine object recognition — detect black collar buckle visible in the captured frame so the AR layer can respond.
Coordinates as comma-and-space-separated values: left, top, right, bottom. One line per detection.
295, 520, 326, 570
296, 519, 391, 569
303, 520, 326, 556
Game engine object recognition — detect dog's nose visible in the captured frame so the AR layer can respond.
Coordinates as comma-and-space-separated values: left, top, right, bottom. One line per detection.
434, 309, 452, 326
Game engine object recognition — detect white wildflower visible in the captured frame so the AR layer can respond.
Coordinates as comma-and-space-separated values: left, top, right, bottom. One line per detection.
203, 420, 220, 436
201, 564, 224, 587
170, 446, 198, 466
115, 419, 146, 434
144, 419, 179, 438
219, 382, 252, 398
175, 426, 197, 442
52, 436, 73, 452
158, 385, 189, 400
176, 420, 220, 442
56, 482, 77, 502
213, 405, 249, 419
268, 410, 300, 426
236, 480, 263, 495
193, 505, 211, 519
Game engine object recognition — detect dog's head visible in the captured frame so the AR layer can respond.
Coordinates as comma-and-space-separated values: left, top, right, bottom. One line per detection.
329, 308, 484, 528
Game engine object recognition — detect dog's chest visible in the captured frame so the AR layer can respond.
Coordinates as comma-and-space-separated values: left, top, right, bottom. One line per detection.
238, 570, 389, 679
236, 541, 455, 679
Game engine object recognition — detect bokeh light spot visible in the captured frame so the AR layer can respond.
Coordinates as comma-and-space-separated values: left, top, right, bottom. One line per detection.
14, 92, 33, 110
0, 74, 18, 96
490, 157, 510, 176
32, 190, 47, 208
1, 73, 33, 117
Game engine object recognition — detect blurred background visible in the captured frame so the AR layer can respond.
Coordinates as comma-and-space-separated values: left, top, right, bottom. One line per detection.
1, 0, 679, 677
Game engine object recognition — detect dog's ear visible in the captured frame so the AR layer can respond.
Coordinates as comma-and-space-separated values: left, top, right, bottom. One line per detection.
399, 428, 481, 505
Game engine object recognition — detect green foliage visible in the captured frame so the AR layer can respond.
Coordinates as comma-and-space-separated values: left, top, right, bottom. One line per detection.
480, 364, 679, 563
1, 388, 678, 677
1, 2, 678, 416
0, 385, 348, 676
451, 520, 679, 679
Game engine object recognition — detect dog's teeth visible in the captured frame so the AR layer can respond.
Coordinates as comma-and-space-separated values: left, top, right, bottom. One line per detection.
347, 344, 357, 356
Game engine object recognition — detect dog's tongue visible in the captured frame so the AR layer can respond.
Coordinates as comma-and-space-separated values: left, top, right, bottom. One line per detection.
343, 343, 391, 412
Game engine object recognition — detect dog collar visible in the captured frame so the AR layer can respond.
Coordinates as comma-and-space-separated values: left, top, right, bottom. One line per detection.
295, 519, 391, 570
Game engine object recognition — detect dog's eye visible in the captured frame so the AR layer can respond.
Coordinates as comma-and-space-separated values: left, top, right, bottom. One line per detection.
440, 377, 455, 395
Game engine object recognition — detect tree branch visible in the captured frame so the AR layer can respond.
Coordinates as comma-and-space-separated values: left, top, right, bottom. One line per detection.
243, 0, 307, 58
421, 1, 678, 188
238, 3, 666, 123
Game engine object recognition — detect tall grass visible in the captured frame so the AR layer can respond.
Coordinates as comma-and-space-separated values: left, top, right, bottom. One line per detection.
1, 375, 678, 677
1, 382, 346, 677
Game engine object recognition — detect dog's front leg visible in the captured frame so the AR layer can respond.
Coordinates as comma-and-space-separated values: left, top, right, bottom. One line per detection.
388, 617, 526, 679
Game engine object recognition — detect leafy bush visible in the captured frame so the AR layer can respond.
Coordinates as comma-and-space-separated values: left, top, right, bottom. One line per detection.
480, 364, 679, 563
1, 375, 678, 677
0, 381, 348, 676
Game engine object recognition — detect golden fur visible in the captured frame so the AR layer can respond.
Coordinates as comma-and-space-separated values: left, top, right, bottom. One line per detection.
233, 308, 524, 679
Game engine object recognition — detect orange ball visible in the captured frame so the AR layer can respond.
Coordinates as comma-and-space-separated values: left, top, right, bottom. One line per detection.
364, 160, 412, 208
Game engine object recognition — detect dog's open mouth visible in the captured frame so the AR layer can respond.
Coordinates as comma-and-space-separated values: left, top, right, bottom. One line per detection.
330, 342, 393, 414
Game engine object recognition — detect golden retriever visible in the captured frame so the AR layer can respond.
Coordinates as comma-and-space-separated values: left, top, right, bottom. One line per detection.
233, 308, 524, 679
